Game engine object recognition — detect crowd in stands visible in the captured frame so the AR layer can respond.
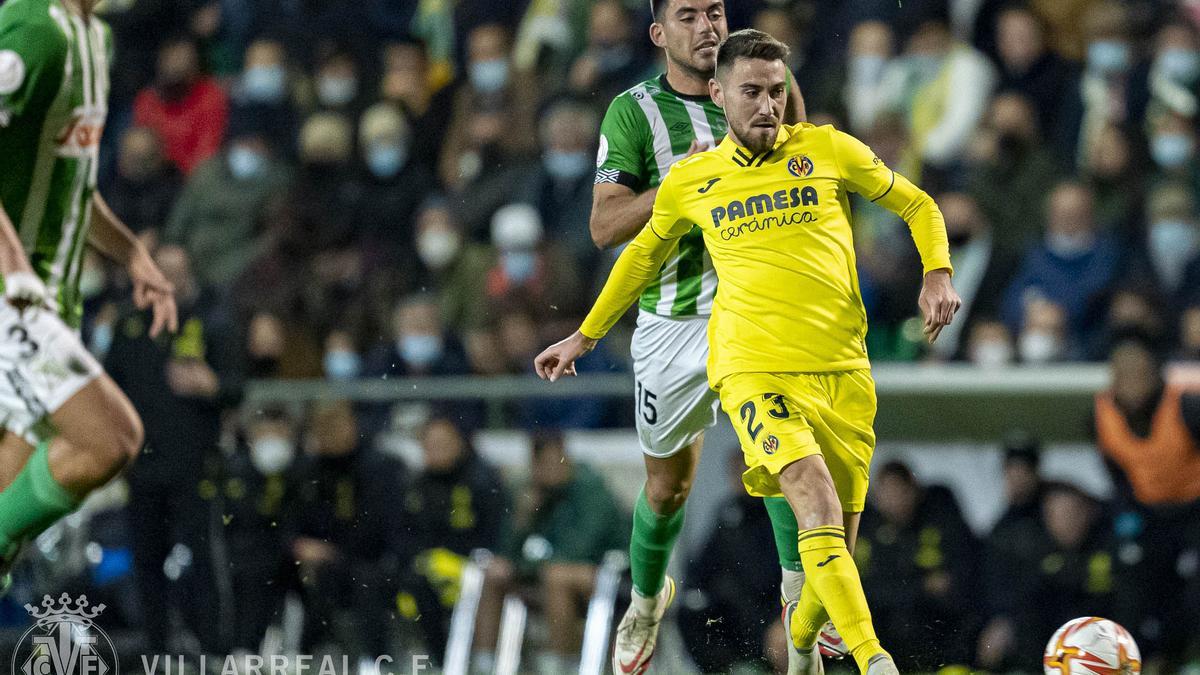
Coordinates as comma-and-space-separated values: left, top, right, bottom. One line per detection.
4, 0, 1200, 671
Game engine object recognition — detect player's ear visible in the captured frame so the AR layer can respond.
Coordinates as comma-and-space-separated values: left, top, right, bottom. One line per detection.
649, 22, 665, 48
710, 77, 723, 107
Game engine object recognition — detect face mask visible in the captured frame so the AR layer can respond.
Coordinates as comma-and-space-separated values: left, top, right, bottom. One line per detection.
543, 150, 591, 180
323, 349, 362, 380
1019, 330, 1062, 364
908, 54, 942, 80
1087, 40, 1131, 76
400, 334, 443, 368
947, 229, 972, 248
1148, 219, 1199, 289
1151, 133, 1195, 169
317, 75, 358, 107
250, 436, 294, 475
90, 322, 113, 357
850, 54, 887, 83
79, 265, 105, 299
417, 230, 461, 270
501, 251, 538, 282
242, 65, 286, 103
228, 146, 265, 180
1158, 48, 1200, 84
158, 76, 190, 102
1046, 232, 1095, 258
469, 59, 509, 93
971, 340, 1013, 368
367, 144, 407, 178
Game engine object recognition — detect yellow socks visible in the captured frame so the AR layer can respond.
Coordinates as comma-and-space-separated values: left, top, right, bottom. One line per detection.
796, 526, 886, 672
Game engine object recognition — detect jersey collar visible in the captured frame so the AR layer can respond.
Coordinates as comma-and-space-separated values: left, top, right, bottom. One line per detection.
657, 74, 712, 102
718, 124, 792, 167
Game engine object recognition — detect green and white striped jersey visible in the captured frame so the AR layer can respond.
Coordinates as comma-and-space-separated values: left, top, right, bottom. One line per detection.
595, 75, 726, 318
0, 0, 111, 329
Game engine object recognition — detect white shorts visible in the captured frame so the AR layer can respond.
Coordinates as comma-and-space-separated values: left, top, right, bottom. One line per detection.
629, 310, 719, 458
0, 301, 102, 444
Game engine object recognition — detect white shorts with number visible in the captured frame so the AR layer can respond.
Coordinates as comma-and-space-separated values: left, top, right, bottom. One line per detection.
629, 310, 720, 458
0, 301, 102, 444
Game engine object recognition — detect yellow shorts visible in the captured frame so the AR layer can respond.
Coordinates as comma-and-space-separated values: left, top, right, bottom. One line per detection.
717, 369, 877, 511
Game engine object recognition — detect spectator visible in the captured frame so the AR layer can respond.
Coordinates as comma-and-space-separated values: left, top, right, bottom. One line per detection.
927, 192, 1014, 361
965, 318, 1015, 368
966, 92, 1063, 256
400, 417, 509, 659
567, 0, 649, 104
378, 39, 455, 170
133, 36, 229, 174
517, 100, 599, 267
1001, 181, 1123, 343
364, 294, 469, 380
856, 461, 977, 670
843, 21, 896, 135
221, 408, 299, 650
976, 434, 1046, 671
1147, 111, 1200, 192
354, 103, 437, 266
991, 5, 1079, 153
1094, 333, 1200, 667
1016, 298, 1073, 364
106, 245, 243, 653
230, 38, 301, 159
485, 203, 584, 325
677, 448, 785, 674
413, 199, 493, 333
1069, 1, 1150, 171
312, 47, 364, 115
877, 10, 996, 186
1087, 286, 1170, 361
473, 432, 627, 674
1147, 19, 1200, 122
290, 402, 408, 657
104, 127, 182, 236
1144, 182, 1199, 297
1084, 124, 1142, 234
277, 113, 364, 259
322, 330, 363, 381
164, 114, 292, 290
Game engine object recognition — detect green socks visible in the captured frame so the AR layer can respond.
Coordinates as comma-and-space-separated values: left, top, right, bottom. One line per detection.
629, 488, 685, 597
764, 496, 803, 572
0, 440, 79, 551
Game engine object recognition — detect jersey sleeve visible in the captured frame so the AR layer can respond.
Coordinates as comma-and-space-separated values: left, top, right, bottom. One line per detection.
832, 129, 953, 274
0, 19, 66, 127
579, 173, 687, 339
595, 93, 650, 190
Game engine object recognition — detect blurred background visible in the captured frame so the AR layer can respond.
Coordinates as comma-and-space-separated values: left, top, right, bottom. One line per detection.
2, 0, 1200, 672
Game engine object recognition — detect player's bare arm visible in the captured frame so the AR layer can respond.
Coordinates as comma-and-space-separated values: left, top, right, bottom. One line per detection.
88, 193, 178, 336
919, 268, 960, 344
784, 68, 806, 123
590, 139, 708, 249
0, 201, 46, 308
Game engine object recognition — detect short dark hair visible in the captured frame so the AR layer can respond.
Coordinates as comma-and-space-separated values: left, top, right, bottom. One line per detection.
716, 29, 790, 75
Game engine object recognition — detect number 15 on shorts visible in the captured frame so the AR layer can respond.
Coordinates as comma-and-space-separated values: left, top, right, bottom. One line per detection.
636, 380, 658, 425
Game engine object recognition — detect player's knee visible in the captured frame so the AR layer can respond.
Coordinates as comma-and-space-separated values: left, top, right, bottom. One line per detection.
98, 408, 143, 474
779, 459, 842, 529
645, 474, 692, 515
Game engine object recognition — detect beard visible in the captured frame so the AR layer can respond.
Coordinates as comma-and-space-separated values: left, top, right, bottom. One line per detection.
734, 119, 780, 154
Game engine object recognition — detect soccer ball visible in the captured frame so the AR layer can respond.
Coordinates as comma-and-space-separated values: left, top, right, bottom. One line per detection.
1043, 617, 1141, 674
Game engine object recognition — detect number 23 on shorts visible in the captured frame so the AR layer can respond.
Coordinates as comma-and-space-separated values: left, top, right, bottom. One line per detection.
739, 393, 790, 442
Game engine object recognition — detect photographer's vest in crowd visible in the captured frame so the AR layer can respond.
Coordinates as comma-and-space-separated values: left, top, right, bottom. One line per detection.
1095, 387, 1200, 506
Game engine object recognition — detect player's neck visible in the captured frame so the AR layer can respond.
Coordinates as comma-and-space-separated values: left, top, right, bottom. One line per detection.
62, 0, 92, 18
663, 62, 711, 97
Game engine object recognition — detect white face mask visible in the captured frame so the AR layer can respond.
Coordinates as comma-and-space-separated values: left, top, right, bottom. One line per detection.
417, 230, 462, 270
1019, 331, 1062, 364
250, 436, 294, 475
971, 340, 1013, 368
1148, 219, 1199, 290
1045, 232, 1096, 258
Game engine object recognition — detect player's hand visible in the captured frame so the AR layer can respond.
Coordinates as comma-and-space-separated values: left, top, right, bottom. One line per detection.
534, 331, 597, 382
685, 139, 709, 158
918, 268, 960, 344
4, 271, 47, 312
127, 248, 178, 338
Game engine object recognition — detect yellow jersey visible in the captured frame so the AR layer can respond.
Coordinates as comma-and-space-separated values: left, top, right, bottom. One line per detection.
579, 123, 953, 387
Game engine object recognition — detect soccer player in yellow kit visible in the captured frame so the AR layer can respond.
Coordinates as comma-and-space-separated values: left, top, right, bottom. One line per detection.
535, 29, 961, 675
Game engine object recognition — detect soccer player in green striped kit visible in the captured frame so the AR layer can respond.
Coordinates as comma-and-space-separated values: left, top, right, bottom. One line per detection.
592, 1, 842, 672
0, 0, 178, 591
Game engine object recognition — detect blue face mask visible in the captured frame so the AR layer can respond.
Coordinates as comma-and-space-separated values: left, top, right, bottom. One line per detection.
1158, 48, 1200, 84
501, 251, 537, 282
242, 65, 286, 104
850, 54, 887, 83
90, 322, 113, 357
470, 59, 509, 93
367, 144, 407, 178
543, 150, 591, 180
1151, 133, 1195, 169
1087, 40, 1131, 76
400, 334, 443, 368
323, 349, 362, 380
228, 146, 265, 180
908, 54, 942, 80
317, 76, 357, 107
